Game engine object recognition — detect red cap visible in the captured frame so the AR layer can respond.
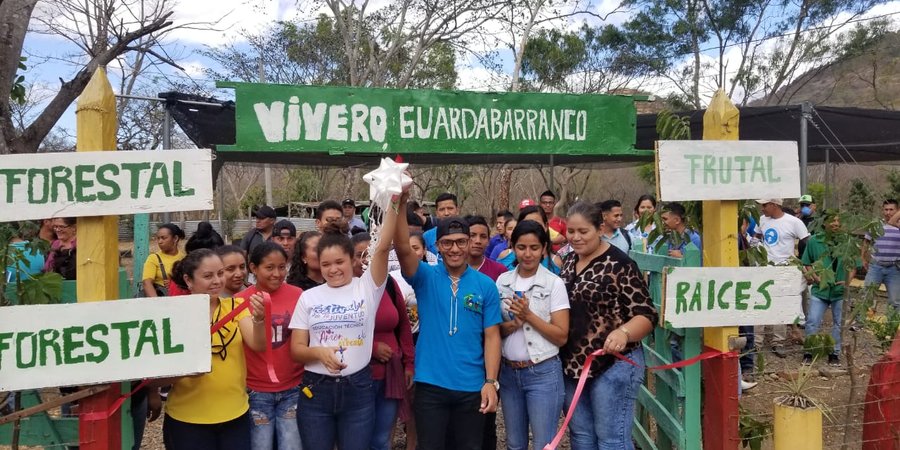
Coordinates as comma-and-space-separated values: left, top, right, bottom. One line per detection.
518, 199, 536, 209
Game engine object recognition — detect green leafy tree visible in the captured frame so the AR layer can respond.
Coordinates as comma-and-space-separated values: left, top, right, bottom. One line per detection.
844, 178, 876, 217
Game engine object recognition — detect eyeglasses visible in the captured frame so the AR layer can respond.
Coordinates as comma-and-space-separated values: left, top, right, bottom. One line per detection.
323, 217, 342, 223
438, 238, 470, 250
540, 200, 555, 205
53, 225, 72, 230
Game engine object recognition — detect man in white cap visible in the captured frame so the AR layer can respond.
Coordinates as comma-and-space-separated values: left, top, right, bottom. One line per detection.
755, 198, 810, 357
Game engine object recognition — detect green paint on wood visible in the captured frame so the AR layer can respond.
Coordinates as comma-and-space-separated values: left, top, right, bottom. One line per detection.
133, 213, 149, 293
217, 82, 638, 156
634, 248, 702, 450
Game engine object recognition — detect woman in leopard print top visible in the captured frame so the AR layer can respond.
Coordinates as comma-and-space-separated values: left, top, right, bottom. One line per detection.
559, 201, 658, 450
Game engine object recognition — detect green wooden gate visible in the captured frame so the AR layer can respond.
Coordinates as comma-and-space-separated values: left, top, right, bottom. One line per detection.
631, 245, 702, 450
1, 269, 134, 449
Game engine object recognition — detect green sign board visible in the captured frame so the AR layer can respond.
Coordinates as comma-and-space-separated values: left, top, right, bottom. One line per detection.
217, 82, 637, 156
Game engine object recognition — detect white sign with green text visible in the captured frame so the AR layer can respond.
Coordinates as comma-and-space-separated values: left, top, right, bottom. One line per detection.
662, 266, 804, 328
0, 295, 211, 392
0, 149, 213, 221
656, 140, 801, 201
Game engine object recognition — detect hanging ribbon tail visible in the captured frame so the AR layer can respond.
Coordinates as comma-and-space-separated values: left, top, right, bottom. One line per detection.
80, 380, 150, 420
261, 292, 280, 384
363, 157, 412, 212
543, 348, 738, 450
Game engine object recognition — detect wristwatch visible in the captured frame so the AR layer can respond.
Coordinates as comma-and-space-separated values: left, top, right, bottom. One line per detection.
485, 378, 500, 390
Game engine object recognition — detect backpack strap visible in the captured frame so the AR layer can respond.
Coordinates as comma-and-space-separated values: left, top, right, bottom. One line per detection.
620, 228, 632, 250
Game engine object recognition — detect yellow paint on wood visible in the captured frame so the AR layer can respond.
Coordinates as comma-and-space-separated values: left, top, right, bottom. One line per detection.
702, 90, 741, 351
75, 68, 120, 302
773, 403, 823, 450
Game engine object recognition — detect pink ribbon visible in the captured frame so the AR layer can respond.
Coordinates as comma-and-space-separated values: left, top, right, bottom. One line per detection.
543, 348, 737, 449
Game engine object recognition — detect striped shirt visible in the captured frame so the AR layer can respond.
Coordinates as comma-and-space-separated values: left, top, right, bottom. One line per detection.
867, 222, 900, 263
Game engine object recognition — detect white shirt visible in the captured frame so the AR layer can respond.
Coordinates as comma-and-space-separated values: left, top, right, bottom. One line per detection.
758, 214, 810, 264
501, 273, 569, 361
289, 269, 386, 376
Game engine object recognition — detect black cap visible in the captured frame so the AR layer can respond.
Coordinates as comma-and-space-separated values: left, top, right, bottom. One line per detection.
342, 198, 356, 207
436, 216, 470, 240
254, 205, 276, 219
273, 219, 296, 237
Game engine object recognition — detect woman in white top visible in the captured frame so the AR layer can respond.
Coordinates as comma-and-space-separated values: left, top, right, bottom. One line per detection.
289, 201, 397, 450
496, 220, 570, 450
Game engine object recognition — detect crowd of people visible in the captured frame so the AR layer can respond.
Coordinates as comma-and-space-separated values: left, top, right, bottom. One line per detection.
4, 185, 900, 450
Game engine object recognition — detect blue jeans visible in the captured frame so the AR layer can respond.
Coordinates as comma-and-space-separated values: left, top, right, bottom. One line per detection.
563, 349, 644, 450
249, 388, 301, 450
865, 263, 900, 310
371, 379, 400, 450
805, 295, 843, 355
499, 356, 564, 450
297, 368, 376, 450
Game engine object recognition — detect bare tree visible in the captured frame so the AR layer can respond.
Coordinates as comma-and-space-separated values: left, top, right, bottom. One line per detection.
0, 0, 223, 155
311, 0, 507, 88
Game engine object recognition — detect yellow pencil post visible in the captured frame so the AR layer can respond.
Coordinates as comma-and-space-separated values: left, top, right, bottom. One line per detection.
75, 67, 122, 450
75, 68, 120, 302
773, 403, 823, 450
701, 90, 741, 450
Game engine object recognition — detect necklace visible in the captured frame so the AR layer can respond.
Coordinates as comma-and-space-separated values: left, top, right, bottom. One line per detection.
448, 275, 460, 336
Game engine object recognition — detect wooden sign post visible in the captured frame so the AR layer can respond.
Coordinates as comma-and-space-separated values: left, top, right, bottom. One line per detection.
699, 91, 742, 450
74, 67, 123, 450
0, 296, 211, 392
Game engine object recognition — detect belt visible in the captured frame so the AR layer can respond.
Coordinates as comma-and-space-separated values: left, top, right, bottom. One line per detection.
875, 260, 899, 267
502, 357, 537, 369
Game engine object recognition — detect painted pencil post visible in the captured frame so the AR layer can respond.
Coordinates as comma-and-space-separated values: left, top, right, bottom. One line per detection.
701, 90, 741, 450
74, 67, 123, 450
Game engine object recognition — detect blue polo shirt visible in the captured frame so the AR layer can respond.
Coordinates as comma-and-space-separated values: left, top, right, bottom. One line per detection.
405, 261, 502, 392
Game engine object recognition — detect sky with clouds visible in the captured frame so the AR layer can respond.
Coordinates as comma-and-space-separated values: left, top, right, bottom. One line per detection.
19, 0, 900, 140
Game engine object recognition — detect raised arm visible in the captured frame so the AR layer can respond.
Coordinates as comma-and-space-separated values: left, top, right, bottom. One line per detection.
393, 193, 420, 278
370, 199, 398, 287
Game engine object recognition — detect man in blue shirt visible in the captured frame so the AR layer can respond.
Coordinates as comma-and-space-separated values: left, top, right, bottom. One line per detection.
423, 192, 460, 255
395, 193, 502, 450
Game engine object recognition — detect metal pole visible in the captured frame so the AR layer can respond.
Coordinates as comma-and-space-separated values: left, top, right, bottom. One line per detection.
259, 57, 274, 208
799, 102, 810, 193
162, 109, 172, 223
549, 155, 555, 192
824, 149, 830, 209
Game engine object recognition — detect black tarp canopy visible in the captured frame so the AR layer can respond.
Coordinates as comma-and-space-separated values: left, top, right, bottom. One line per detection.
160, 92, 900, 166
636, 105, 900, 164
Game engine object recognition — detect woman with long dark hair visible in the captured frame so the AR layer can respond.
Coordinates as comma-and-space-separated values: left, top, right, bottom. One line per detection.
559, 201, 657, 449
624, 195, 657, 244
237, 242, 304, 450
289, 202, 398, 450
287, 231, 323, 290
157, 249, 268, 450
496, 220, 570, 450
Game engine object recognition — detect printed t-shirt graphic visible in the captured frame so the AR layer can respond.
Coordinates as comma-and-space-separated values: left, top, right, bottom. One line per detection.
238, 283, 304, 391
289, 269, 386, 376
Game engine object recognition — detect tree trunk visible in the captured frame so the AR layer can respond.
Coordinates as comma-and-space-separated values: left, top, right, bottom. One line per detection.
498, 166, 513, 212
0, 0, 40, 155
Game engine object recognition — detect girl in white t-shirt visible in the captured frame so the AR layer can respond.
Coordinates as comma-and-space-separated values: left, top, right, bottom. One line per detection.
289, 202, 397, 450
